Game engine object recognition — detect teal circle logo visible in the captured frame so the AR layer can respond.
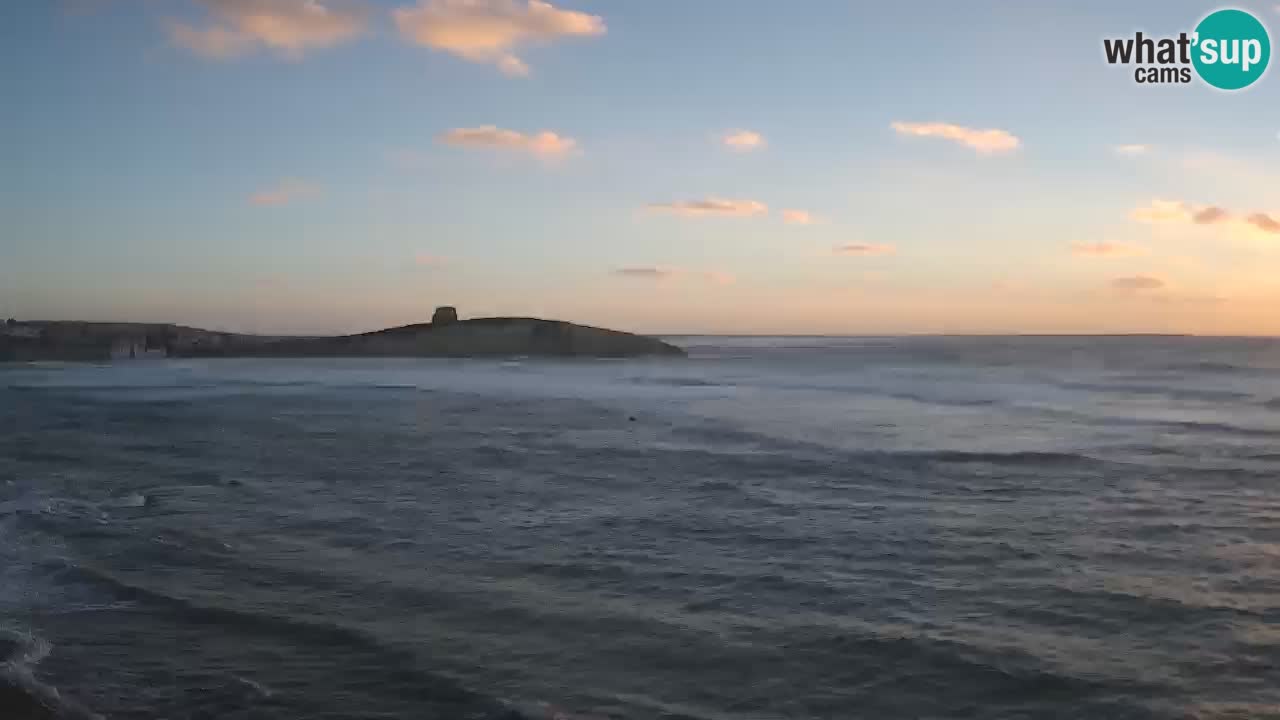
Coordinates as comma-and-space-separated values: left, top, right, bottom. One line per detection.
1192, 9, 1271, 90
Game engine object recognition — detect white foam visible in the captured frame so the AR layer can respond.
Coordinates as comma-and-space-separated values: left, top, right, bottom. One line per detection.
233, 674, 274, 698
105, 492, 147, 509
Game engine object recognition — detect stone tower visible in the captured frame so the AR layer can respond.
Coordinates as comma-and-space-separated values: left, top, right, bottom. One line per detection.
432, 306, 458, 325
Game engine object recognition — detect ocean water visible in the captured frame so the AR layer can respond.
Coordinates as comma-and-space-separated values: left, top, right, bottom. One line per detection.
3, 336, 1280, 720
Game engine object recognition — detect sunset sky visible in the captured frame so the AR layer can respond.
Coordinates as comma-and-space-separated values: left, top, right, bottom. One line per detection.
4, 0, 1279, 335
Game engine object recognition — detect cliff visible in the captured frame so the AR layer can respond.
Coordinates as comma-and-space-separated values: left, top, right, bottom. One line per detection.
1, 315, 684, 361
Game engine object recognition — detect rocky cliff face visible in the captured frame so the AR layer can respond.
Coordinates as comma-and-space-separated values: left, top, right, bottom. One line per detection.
1, 322, 172, 361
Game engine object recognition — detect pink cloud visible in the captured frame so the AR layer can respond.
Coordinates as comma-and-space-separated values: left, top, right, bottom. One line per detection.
1246, 213, 1280, 234
611, 267, 733, 285
834, 243, 895, 256
1130, 199, 1280, 238
1071, 242, 1141, 257
1130, 199, 1231, 225
1192, 206, 1230, 224
646, 198, 767, 218
394, 0, 605, 76
167, 21, 254, 59
722, 129, 765, 152
782, 209, 815, 225
415, 253, 448, 267
1130, 199, 1195, 224
890, 121, 1020, 154
1130, 199, 1231, 226
438, 125, 577, 157
250, 179, 318, 206
1150, 293, 1227, 306
612, 267, 677, 279
167, 0, 367, 59
1114, 144, 1150, 156
386, 148, 430, 171
1111, 275, 1165, 291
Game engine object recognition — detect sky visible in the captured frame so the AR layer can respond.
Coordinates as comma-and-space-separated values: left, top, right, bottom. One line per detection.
3, 0, 1279, 335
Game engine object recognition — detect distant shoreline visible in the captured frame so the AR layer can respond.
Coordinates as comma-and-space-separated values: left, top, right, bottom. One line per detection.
0, 316, 684, 362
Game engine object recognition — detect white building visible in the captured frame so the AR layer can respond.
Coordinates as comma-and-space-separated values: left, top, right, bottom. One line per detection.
109, 337, 167, 360
2, 322, 41, 338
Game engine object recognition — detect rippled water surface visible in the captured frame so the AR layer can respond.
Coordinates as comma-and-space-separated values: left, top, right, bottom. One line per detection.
3, 336, 1280, 719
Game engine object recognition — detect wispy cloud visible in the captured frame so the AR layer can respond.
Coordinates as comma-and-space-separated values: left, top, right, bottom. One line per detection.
1130, 199, 1231, 225
1071, 242, 1141, 257
386, 148, 430, 171
722, 129, 765, 152
1111, 275, 1165, 291
393, 0, 605, 76
1177, 149, 1280, 194
250, 179, 318, 206
611, 267, 734, 285
646, 198, 767, 218
834, 243, 895, 256
890, 121, 1020, 154
168, 22, 253, 58
1131, 199, 1193, 224
167, 0, 367, 60
701, 270, 736, 286
612, 267, 677, 279
1192, 206, 1230, 224
1150, 292, 1227, 306
1114, 144, 1150, 156
782, 209, 814, 225
1130, 199, 1280, 238
415, 253, 448, 267
438, 125, 577, 157
1246, 213, 1280, 234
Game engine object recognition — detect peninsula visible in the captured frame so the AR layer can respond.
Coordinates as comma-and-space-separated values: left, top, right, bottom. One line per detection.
0, 308, 684, 361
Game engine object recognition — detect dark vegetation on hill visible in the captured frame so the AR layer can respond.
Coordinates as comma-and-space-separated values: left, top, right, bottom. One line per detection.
0, 312, 684, 361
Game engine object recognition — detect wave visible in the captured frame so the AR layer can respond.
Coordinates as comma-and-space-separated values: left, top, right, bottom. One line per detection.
1028, 405, 1280, 440
1, 630, 102, 720
638, 377, 729, 389
1, 631, 51, 670
49, 564, 539, 719
663, 420, 1108, 471
891, 450, 1092, 466
0, 493, 148, 523
1023, 585, 1266, 630
63, 562, 405, 648
771, 627, 1168, 718
751, 379, 1003, 407
1160, 361, 1276, 376
877, 390, 999, 408
1052, 380, 1255, 404
1139, 418, 1278, 439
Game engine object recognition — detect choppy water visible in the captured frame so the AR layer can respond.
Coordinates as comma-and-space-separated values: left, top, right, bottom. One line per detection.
3, 336, 1280, 719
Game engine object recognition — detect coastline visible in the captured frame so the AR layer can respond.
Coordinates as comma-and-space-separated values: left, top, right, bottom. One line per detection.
0, 316, 684, 362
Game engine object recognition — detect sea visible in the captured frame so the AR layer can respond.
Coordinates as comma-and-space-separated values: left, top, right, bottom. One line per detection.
2, 336, 1279, 720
